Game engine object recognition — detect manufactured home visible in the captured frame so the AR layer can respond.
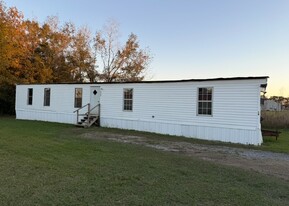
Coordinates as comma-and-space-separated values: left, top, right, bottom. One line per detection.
261, 99, 282, 111
15, 76, 268, 145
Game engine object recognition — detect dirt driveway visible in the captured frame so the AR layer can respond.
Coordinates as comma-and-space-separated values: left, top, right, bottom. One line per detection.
82, 131, 289, 181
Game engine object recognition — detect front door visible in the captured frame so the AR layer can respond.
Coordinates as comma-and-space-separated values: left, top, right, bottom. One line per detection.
90, 86, 101, 115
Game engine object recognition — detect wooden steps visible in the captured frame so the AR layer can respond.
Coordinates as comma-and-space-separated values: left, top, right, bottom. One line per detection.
73, 103, 100, 128
76, 115, 99, 128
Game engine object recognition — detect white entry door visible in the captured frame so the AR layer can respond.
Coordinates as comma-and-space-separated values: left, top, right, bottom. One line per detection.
90, 86, 101, 115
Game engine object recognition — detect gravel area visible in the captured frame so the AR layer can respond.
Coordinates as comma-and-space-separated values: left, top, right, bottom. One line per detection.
82, 132, 289, 181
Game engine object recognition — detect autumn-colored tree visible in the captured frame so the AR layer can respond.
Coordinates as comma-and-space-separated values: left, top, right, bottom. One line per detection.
94, 21, 151, 82
67, 27, 97, 82
0, 4, 26, 83
22, 20, 53, 83
0, 2, 26, 114
0, 2, 152, 114
0, 11, 9, 83
115, 33, 150, 81
43, 17, 74, 82
0, 12, 13, 114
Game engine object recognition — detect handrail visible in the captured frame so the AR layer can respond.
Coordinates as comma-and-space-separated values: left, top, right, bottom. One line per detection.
73, 103, 90, 113
74, 103, 101, 126
88, 104, 100, 114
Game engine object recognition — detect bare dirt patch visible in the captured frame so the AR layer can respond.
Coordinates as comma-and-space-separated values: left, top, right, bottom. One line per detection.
82, 131, 289, 181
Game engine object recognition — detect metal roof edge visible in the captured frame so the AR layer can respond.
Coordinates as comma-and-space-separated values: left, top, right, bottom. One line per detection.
16, 76, 269, 85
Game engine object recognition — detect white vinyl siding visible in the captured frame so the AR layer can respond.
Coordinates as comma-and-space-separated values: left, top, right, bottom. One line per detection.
99, 80, 264, 145
100, 81, 260, 129
16, 84, 90, 124
15, 78, 267, 145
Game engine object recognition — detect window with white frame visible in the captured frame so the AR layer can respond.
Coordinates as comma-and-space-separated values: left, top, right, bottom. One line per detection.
198, 87, 213, 115
27, 88, 33, 105
74, 88, 82, 108
44, 88, 51, 106
123, 88, 133, 111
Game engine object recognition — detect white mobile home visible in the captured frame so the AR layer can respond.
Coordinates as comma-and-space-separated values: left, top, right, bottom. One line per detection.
261, 99, 282, 111
15, 76, 268, 145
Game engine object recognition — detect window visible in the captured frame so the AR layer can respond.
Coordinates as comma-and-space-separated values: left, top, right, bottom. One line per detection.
198, 87, 213, 115
44, 88, 51, 106
27, 88, 33, 105
74, 88, 82, 108
123, 88, 133, 111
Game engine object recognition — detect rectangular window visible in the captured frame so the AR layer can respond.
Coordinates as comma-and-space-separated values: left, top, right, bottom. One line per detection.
44, 88, 51, 106
27, 88, 33, 105
74, 88, 82, 108
123, 88, 133, 111
198, 87, 213, 115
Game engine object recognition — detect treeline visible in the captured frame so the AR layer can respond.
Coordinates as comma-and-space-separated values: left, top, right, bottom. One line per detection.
0, 2, 151, 114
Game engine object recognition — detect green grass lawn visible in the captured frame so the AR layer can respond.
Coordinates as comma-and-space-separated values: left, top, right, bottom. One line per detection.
262, 129, 289, 153
1, 117, 289, 205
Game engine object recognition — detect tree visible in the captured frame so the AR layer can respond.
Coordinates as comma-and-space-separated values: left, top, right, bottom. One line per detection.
43, 17, 74, 82
0, 11, 9, 83
0, 2, 26, 114
115, 33, 150, 81
94, 21, 151, 82
270, 96, 285, 103
0, 1, 152, 114
67, 27, 97, 82
0, 3, 26, 84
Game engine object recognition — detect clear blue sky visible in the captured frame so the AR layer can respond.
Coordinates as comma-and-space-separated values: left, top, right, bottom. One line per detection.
5, 0, 289, 96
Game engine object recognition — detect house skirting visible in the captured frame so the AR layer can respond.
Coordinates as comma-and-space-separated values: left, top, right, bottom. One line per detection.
16, 109, 76, 124
100, 117, 263, 145
15, 110, 263, 145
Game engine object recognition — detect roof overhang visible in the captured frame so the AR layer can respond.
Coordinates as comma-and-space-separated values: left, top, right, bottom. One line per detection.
16, 76, 270, 85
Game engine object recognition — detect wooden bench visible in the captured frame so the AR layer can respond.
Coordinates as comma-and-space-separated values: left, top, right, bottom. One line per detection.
262, 129, 281, 140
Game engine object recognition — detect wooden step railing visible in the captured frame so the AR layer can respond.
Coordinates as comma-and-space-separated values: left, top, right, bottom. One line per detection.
73, 103, 100, 126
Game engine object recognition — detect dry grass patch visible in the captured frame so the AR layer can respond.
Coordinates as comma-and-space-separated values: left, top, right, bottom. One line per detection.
262, 110, 289, 129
